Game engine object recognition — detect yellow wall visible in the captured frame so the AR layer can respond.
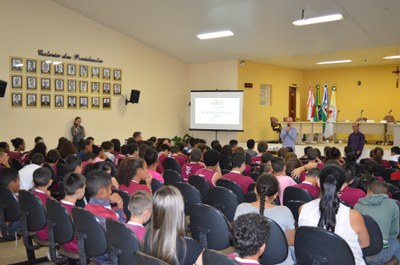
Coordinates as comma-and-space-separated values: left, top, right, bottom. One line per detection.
237, 61, 304, 142
1, 0, 188, 149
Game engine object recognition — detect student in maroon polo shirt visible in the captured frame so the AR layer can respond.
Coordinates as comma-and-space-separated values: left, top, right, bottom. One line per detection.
144, 148, 165, 184
117, 157, 152, 195
223, 153, 254, 194
32, 167, 54, 241
196, 149, 223, 186
294, 168, 320, 199
340, 168, 366, 207
158, 144, 170, 171
171, 145, 188, 168
250, 141, 268, 165
181, 148, 205, 182
125, 191, 152, 243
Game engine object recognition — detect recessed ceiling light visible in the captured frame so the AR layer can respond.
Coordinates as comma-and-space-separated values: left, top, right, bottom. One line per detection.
293, 14, 344, 26
197, 30, 234, 40
316, 60, 352, 65
383, 55, 400, 59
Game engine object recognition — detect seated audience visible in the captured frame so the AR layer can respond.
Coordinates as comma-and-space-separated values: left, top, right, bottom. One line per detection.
233, 147, 252, 176
285, 158, 302, 183
19, 153, 44, 190
77, 139, 93, 160
220, 145, 233, 170
126, 191, 152, 242
372, 147, 391, 169
250, 141, 268, 165
171, 145, 188, 168
340, 169, 366, 207
111, 139, 121, 156
181, 148, 205, 182
223, 153, 254, 194
101, 141, 115, 162
144, 148, 164, 183
117, 157, 152, 194
294, 168, 320, 199
245, 139, 258, 158
389, 146, 400, 164
59, 140, 77, 161
158, 144, 170, 170
196, 149, 223, 187
8, 137, 27, 165
271, 157, 296, 205
390, 157, 400, 180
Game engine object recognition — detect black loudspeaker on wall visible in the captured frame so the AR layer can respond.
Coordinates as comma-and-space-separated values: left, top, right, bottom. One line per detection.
125, 89, 140, 105
0, 80, 7, 98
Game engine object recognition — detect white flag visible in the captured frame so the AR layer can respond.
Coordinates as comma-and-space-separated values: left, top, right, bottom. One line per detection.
324, 85, 337, 138
307, 83, 315, 122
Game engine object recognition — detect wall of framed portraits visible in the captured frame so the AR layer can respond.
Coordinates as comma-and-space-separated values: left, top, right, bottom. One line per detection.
10, 57, 122, 110
0, 0, 189, 149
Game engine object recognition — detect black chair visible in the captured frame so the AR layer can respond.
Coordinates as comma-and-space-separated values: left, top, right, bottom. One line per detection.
106, 219, 140, 265
202, 249, 240, 265
56, 163, 68, 179
216, 179, 244, 203
285, 200, 306, 225
221, 169, 231, 175
46, 198, 79, 263
151, 178, 164, 194
134, 251, 169, 265
354, 163, 365, 176
163, 157, 181, 174
248, 183, 256, 193
349, 177, 361, 189
173, 182, 203, 215
190, 203, 231, 250
206, 187, 239, 222
374, 165, 385, 179
112, 189, 131, 222
260, 218, 289, 265
392, 191, 400, 201
295, 226, 355, 265
249, 172, 260, 182
387, 183, 400, 196
163, 169, 183, 186
283, 186, 313, 206
244, 192, 257, 203
72, 207, 108, 265
0, 187, 20, 241
361, 213, 383, 257
189, 175, 211, 203
382, 168, 398, 182
18, 190, 49, 263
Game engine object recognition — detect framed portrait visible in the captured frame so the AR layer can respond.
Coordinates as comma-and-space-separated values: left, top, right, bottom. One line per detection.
25, 59, 37, 74
113, 69, 122, 81
40, 61, 52, 75
11, 75, 23, 89
91, 67, 100, 78
102, 68, 111, 80
103, 83, 111, 94
79, 81, 88, 93
79, 96, 89, 109
67, 96, 77, 109
54, 95, 64, 108
113, 83, 121, 95
91, 82, 100, 94
26, 93, 37, 107
41, 77, 51, 91
91, 96, 100, 109
54, 79, 65, 92
26, 76, 37, 90
10, 57, 23, 72
67, 80, 77, 92
40, 94, 51, 108
103, 97, 111, 109
67, 64, 76, 76
79, 65, 88, 78
11, 93, 23, 107
54, 63, 64, 75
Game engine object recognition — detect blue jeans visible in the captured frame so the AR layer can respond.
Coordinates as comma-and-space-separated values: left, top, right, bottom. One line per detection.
366, 239, 400, 265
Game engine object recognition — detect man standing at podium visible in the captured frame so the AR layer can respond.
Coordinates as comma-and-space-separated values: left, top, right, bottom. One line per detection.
347, 123, 365, 158
280, 117, 298, 152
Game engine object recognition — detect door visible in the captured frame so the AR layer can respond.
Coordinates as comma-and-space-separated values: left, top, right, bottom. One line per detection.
289, 86, 296, 119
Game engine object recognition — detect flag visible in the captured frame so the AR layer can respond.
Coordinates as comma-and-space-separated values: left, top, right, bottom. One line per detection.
321, 84, 329, 132
313, 84, 321, 121
324, 85, 337, 138
307, 83, 315, 122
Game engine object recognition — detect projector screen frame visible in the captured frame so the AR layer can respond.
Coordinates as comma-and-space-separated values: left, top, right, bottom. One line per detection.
189, 89, 244, 132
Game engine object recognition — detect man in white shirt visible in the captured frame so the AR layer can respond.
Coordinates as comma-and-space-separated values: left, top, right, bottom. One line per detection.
389, 146, 400, 162
19, 153, 44, 190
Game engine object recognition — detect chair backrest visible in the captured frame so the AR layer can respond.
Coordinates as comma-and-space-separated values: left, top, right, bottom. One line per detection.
384, 115, 395, 123
382, 168, 398, 182
283, 186, 313, 206
106, 219, 140, 265
18, 190, 47, 232
361, 213, 383, 257
190, 203, 231, 250
387, 183, 400, 195
163, 169, 183, 186
392, 191, 400, 201
259, 218, 289, 265
243, 191, 257, 203
0, 187, 20, 222
46, 199, 74, 245
173, 182, 203, 215
285, 200, 306, 225
134, 251, 169, 265
354, 163, 365, 176
202, 249, 240, 265
189, 174, 211, 203
249, 172, 260, 182
216, 179, 244, 203
112, 189, 131, 221
151, 178, 164, 194
247, 182, 256, 193
270, 116, 280, 128
374, 164, 385, 179
163, 157, 181, 174
295, 226, 355, 265
71, 207, 107, 258
206, 186, 239, 222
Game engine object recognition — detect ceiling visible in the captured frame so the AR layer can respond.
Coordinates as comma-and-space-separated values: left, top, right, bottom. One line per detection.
51, 0, 400, 69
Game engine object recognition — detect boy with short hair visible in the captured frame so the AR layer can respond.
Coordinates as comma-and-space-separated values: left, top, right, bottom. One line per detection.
251, 141, 268, 165
223, 153, 254, 194
125, 191, 152, 242
294, 168, 320, 199
181, 148, 205, 182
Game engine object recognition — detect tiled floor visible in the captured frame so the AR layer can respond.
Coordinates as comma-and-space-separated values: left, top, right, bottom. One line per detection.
0, 238, 52, 265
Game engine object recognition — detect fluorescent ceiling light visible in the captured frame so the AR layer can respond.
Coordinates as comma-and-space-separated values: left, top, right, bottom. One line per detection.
293, 14, 344, 26
316, 59, 352, 65
383, 55, 400, 60
197, 30, 234, 40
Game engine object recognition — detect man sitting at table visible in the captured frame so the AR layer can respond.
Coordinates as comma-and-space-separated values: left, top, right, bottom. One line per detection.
347, 123, 365, 159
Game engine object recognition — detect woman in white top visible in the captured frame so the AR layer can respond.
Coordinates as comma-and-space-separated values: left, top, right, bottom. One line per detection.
298, 164, 370, 265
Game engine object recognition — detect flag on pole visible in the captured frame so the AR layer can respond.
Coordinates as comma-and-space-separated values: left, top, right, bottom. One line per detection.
321, 84, 329, 132
313, 84, 321, 121
324, 85, 337, 138
307, 83, 315, 122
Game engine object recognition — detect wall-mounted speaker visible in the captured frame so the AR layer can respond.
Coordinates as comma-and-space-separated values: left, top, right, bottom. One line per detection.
0, 80, 7, 98
125, 89, 141, 105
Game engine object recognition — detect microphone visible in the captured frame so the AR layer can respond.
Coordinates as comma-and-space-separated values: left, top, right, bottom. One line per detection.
360, 109, 364, 115
389, 109, 392, 114
337, 109, 341, 114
